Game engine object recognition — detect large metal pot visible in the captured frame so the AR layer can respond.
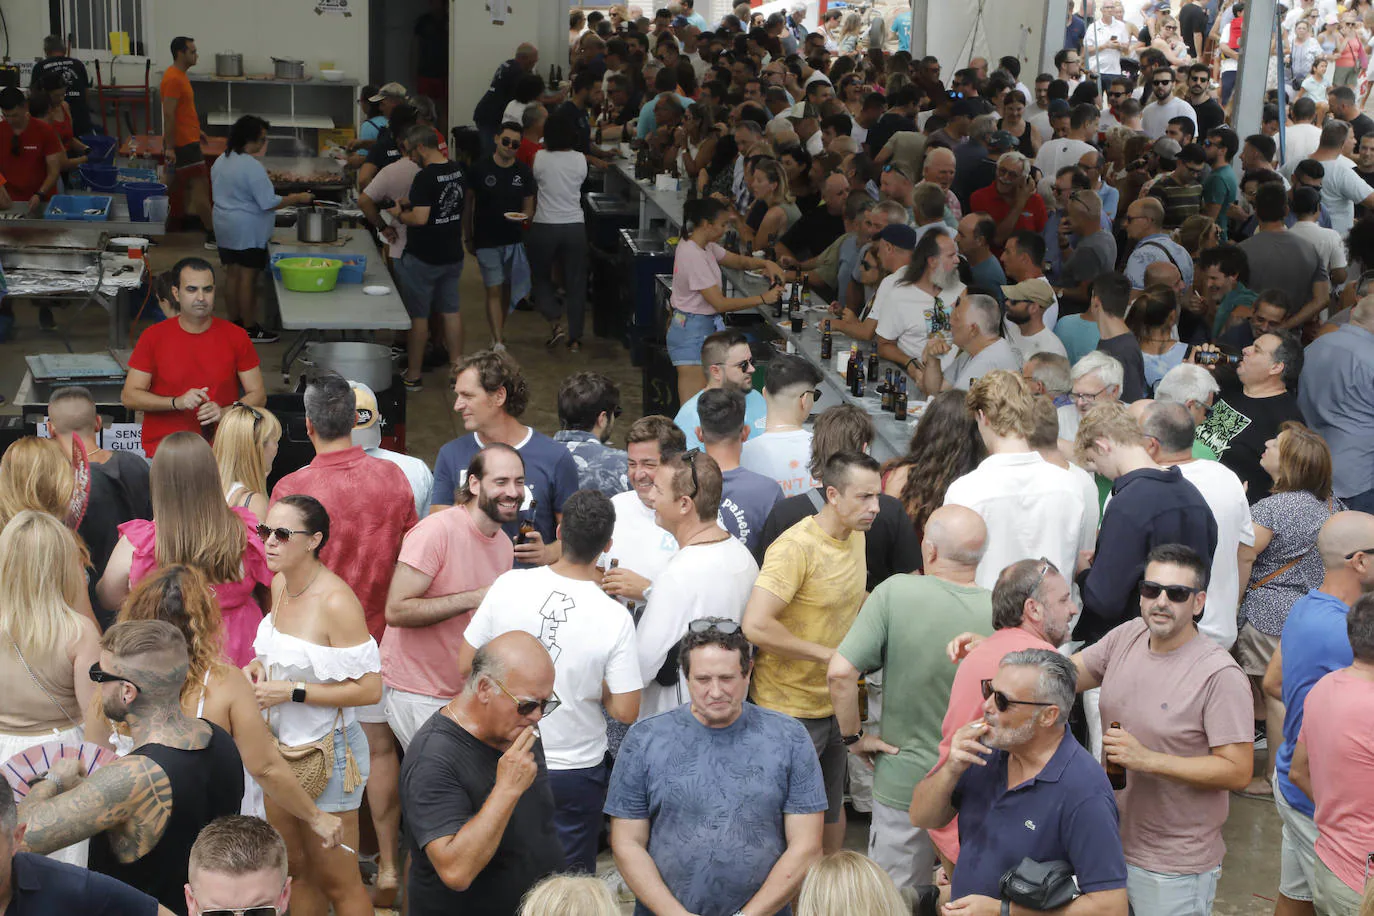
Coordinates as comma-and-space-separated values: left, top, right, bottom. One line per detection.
296, 202, 339, 243
215, 52, 243, 77
302, 342, 395, 392
272, 57, 305, 80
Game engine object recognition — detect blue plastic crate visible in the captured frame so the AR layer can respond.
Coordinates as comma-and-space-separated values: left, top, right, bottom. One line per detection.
271, 252, 365, 283
45, 194, 112, 221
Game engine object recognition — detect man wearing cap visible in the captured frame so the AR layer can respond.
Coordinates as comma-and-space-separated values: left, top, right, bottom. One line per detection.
352, 380, 434, 519
473, 43, 545, 153
848, 223, 919, 340
1004, 281, 1068, 361
1140, 67, 1197, 141
971, 151, 1048, 250
1148, 142, 1207, 229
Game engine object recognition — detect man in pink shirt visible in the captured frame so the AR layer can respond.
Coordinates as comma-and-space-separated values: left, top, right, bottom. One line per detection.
359, 133, 421, 261
1290, 593, 1374, 916
382, 443, 522, 749
929, 556, 1078, 867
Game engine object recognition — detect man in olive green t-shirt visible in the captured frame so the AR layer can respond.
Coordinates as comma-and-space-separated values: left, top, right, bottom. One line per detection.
827, 505, 993, 891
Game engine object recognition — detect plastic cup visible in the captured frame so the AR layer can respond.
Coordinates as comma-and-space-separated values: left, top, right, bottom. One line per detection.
128, 243, 144, 259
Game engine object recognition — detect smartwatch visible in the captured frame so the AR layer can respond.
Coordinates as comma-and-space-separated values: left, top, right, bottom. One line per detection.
291, 682, 308, 703
841, 728, 864, 746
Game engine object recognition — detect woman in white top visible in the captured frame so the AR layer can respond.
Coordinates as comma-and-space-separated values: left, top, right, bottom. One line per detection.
528, 108, 591, 352
1150, 15, 1194, 66
211, 402, 281, 523
247, 494, 381, 916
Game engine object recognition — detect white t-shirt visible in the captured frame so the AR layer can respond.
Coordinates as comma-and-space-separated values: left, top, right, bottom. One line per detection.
636, 536, 759, 719
601, 489, 680, 616
947, 338, 1023, 388
532, 149, 588, 224
365, 447, 434, 518
1283, 122, 1323, 168
1173, 459, 1255, 651
1057, 403, 1082, 443
1085, 18, 1134, 75
502, 99, 527, 127
1313, 154, 1374, 238
741, 429, 817, 498
944, 451, 1093, 591
1027, 107, 1054, 144
874, 280, 962, 360
1036, 139, 1097, 197
1290, 220, 1349, 275
1140, 96, 1198, 140
1008, 325, 1068, 363
466, 567, 641, 769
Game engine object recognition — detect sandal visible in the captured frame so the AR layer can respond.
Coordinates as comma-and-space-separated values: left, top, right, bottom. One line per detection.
372, 865, 401, 908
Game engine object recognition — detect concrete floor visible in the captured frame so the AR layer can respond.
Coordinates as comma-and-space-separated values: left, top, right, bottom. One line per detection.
0, 232, 1285, 914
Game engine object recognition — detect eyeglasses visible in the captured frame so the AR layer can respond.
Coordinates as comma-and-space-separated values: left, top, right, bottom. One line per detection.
89, 662, 141, 693
1345, 548, 1374, 560
198, 906, 282, 916
981, 678, 1056, 712
1139, 580, 1204, 603
256, 524, 312, 543
688, 617, 742, 635
1108, 90, 1126, 98
681, 447, 702, 498
489, 676, 561, 717
1070, 385, 1109, 403
1029, 557, 1052, 597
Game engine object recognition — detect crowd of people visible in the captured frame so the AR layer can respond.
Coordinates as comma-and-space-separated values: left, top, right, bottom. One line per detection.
4, 1, 1374, 916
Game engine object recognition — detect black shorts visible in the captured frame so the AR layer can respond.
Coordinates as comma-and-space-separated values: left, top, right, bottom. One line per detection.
218, 246, 269, 269
173, 142, 205, 170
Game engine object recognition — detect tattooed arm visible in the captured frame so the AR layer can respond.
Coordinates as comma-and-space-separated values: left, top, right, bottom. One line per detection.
19, 755, 172, 859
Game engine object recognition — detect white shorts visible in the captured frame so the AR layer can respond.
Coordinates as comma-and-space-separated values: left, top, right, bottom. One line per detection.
384, 686, 448, 751
355, 694, 390, 725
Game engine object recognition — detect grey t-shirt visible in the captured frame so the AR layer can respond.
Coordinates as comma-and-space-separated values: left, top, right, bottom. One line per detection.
1239, 231, 1328, 317
718, 466, 784, 554
1062, 230, 1119, 288
950, 337, 1023, 388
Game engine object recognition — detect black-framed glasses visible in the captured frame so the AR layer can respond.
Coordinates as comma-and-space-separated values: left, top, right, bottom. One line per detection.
198, 907, 282, 916
89, 662, 141, 693
490, 677, 561, 717
231, 401, 263, 430
255, 524, 312, 543
1108, 90, 1126, 98
1139, 580, 1204, 603
1070, 385, 1109, 403
1153, 79, 1174, 87
681, 447, 701, 498
1345, 548, 1374, 560
688, 617, 741, 635
981, 678, 1056, 712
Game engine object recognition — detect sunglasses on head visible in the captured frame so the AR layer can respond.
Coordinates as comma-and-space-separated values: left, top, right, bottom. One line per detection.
1138, 580, 1203, 603
688, 617, 742, 635
489, 676, 561, 717
681, 447, 702, 498
980, 678, 1056, 712
231, 401, 263, 429
256, 524, 311, 543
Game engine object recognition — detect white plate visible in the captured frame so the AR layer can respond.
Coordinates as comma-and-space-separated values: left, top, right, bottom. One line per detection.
108, 236, 148, 247
363, 285, 391, 296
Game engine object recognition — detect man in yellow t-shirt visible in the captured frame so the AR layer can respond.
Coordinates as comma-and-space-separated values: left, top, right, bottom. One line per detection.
742, 449, 880, 854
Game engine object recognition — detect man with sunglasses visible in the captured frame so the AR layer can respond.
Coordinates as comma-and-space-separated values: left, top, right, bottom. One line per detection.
403, 632, 565, 915
741, 353, 824, 498
185, 816, 289, 916
462, 119, 534, 351
460, 490, 641, 873
0, 85, 58, 214
674, 329, 768, 450
1140, 67, 1196, 141
1071, 544, 1252, 916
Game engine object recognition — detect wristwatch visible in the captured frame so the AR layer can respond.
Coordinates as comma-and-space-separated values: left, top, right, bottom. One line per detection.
642, 585, 654, 602
841, 728, 864, 746
291, 682, 307, 703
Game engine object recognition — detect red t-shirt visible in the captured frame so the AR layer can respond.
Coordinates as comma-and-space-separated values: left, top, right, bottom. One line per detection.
271, 448, 419, 640
0, 117, 62, 201
516, 138, 542, 167
969, 183, 1048, 246
126, 317, 259, 457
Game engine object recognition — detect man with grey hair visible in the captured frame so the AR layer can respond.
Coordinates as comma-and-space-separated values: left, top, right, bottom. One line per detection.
1024, 351, 1080, 441
918, 292, 1023, 396
969, 149, 1048, 248
1154, 362, 1221, 459
1064, 349, 1124, 446
32, 34, 93, 136
828, 505, 992, 891
922, 146, 963, 222
910, 647, 1129, 911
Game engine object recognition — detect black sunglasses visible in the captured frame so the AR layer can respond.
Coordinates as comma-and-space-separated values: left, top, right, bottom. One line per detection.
1344, 547, 1374, 560
804, 388, 822, 402
199, 906, 282, 916
981, 678, 1056, 712
499, 137, 521, 148
1153, 79, 1174, 86
1139, 580, 1203, 603
231, 401, 263, 429
90, 662, 141, 692
256, 524, 312, 543
681, 447, 702, 498
688, 617, 742, 635
490, 676, 561, 717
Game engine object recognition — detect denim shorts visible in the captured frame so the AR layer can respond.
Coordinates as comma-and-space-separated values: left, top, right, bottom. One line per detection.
665, 309, 725, 366
1125, 863, 1221, 916
396, 252, 462, 319
315, 720, 371, 813
474, 243, 525, 287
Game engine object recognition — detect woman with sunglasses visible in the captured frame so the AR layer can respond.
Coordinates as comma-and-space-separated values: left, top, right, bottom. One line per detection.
98, 432, 272, 668
212, 402, 282, 524
247, 494, 381, 916
1148, 15, 1194, 68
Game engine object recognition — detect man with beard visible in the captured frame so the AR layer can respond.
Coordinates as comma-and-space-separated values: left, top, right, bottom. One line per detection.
875, 231, 964, 377
909, 648, 1128, 912
382, 445, 526, 750
553, 372, 628, 495
1073, 545, 1252, 916
1141, 67, 1196, 140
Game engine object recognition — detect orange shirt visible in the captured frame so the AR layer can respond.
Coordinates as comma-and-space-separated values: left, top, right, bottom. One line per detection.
159, 66, 200, 148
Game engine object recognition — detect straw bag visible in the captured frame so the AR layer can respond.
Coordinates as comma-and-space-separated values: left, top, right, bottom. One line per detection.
269, 663, 362, 799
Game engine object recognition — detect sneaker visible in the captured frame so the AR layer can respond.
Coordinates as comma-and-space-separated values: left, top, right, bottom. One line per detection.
1254, 722, 1267, 751
567, 339, 581, 353
492, 341, 507, 353
203, 231, 217, 251
245, 325, 279, 344
545, 324, 567, 349
38, 305, 56, 331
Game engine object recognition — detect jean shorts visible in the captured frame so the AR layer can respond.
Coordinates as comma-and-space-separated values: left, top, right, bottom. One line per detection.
396, 252, 462, 319
665, 309, 725, 366
315, 720, 372, 813
475, 242, 526, 287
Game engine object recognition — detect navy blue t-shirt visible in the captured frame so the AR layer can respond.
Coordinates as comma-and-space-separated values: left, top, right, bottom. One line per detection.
7, 852, 158, 915
432, 429, 579, 559
718, 466, 783, 554
951, 731, 1127, 901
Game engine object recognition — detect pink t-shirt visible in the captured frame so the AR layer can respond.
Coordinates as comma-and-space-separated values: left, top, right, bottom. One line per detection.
670, 238, 727, 316
1299, 668, 1374, 893
380, 506, 514, 698
362, 157, 421, 259
119, 506, 271, 668
1082, 619, 1253, 873
929, 626, 1053, 862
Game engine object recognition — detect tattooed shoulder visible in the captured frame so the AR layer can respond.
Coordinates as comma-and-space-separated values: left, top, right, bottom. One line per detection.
20, 755, 173, 860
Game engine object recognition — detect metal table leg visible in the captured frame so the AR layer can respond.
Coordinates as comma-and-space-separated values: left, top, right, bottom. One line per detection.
281, 330, 314, 383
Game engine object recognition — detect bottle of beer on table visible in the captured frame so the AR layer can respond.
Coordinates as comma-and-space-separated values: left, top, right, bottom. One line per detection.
894, 377, 908, 420
851, 352, 865, 397
820, 320, 833, 360
867, 346, 880, 385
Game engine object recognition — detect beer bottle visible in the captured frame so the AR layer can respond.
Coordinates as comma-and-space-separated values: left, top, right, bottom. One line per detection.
851, 353, 866, 397
894, 377, 908, 420
867, 345, 880, 385
1195, 350, 1240, 367
820, 320, 833, 360
846, 344, 859, 388
881, 369, 894, 411
516, 500, 538, 545
1104, 721, 1128, 790
790, 284, 804, 334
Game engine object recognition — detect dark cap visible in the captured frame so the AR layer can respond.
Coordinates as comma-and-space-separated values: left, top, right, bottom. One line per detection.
874, 224, 918, 250
987, 130, 1017, 152
1048, 99, 1071, 116
950, 99, 978, 119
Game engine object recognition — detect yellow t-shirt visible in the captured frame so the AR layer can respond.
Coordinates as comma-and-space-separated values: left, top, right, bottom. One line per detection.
750, 515, 867, 719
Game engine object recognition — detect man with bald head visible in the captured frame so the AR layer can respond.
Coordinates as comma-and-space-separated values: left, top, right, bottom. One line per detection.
777, 172, 850, 264
401, 631, 565, 915
1268, 511, 1374, 914
473, 43, 547, 153
923, 146, 962, 222
828, 504, 992, 891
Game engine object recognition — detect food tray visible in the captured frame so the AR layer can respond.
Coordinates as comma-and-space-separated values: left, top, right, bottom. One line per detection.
44, 195, 111, 221
272, 251, 364, 283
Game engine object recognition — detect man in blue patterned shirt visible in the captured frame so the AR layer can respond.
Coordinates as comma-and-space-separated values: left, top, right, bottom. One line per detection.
554, 371, 629, 495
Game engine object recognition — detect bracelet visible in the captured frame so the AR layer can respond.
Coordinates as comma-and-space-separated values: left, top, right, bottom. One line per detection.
171, 396, 179, 410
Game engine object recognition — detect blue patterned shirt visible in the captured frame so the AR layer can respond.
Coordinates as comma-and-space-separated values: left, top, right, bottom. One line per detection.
554, 430, 629, 496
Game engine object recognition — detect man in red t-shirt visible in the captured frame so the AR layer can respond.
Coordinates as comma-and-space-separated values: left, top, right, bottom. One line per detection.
968, 151, 1048, 253
0, 85, 62, 211
516, 102, 545, 167
122, 257, 265, 457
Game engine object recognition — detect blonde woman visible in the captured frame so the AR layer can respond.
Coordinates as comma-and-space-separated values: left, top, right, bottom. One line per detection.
97, 432, 271, 667
837, 12, 864, 54
518, 875, 619, 916
736, 158, 801, 253
0, 511, 101, 865
1151, 15, 1194, 67
797, 850, 909, 916
212, 402, 282, 523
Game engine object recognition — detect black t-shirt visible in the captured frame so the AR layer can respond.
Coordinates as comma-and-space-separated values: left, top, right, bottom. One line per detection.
365, 127, 401, 171
32, 56, 93, 137
1178, 3, 1209, 56
414, 11, 449, 79
85, 451, 153, 627
556, 100, 592, 153
779, 206, 845, 260
1196, 382, 1305, 502
1191, 97, 1226, 138
1352, 113, 1374, 144
1358, 168, 1374, 221
474, 59, 523, 128
8, 851, 158, 915
1096, 333, 1149, 403
401, 714, 564, 916
755, 491, 922, 591
866, 112, 916, 160
469, 155, 535, 249
407, 161, 467, 265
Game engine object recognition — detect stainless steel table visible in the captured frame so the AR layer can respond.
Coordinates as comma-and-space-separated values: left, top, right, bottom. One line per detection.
0, 193, 169, 236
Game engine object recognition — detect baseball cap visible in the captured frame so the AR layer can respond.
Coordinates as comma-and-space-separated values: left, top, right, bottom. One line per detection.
349, 380, 383, 450
369, 82, 408, 103
987, 130, 1016, 152
1001, 280, 1055, 307
874, 224, 918, 250
1152, 137, 1182, 161
1048, 99, 1071, 116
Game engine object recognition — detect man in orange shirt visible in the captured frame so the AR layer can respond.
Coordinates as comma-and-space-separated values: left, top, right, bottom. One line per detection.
161, 36, 214, 247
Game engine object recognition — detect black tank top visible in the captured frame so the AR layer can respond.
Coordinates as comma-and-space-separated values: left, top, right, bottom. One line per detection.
1002, 119, 1037, 158
88, 721, 243, 916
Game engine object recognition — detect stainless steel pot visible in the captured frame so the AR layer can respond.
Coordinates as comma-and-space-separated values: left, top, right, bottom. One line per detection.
272, 57, 305, 80
215, 52, 243, 77
302, 341, 395, 392
296, 202, 340, 243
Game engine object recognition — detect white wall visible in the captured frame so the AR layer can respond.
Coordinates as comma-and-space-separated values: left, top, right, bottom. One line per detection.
450, 0, 563, 128
926, 0, 1048, 76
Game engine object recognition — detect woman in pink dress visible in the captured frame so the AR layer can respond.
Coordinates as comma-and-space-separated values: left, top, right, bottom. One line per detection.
97, 431, 270, 666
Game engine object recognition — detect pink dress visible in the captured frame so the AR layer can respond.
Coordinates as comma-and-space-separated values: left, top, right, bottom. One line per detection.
118, 507, 271, 667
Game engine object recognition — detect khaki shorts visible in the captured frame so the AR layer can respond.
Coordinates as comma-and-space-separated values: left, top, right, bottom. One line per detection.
1234, 622, 1281, 677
